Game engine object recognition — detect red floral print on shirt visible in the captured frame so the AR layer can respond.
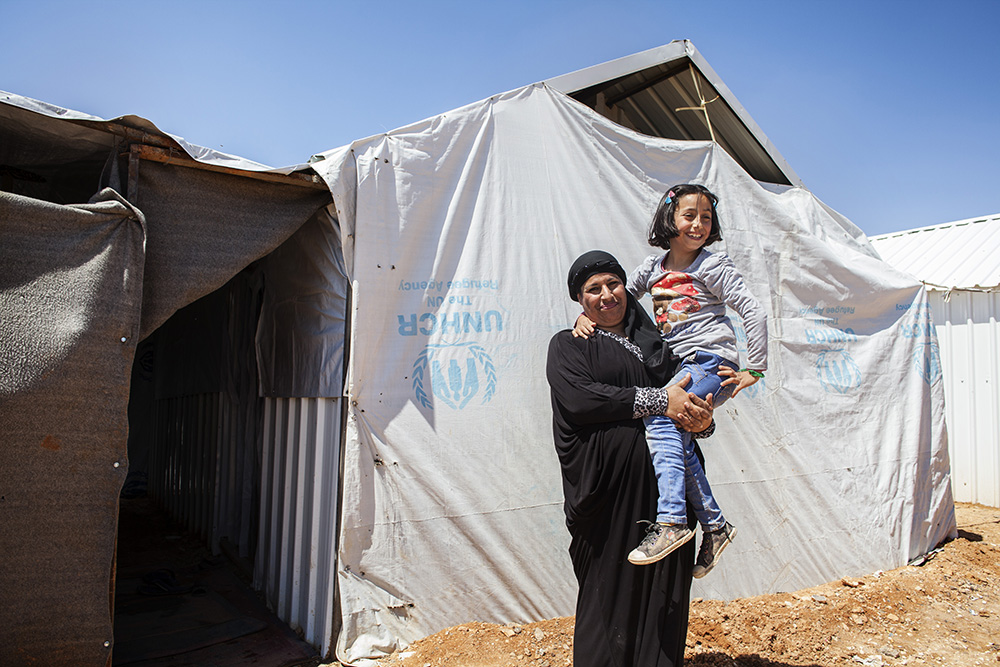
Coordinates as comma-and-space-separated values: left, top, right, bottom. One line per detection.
650, 272, 701, 333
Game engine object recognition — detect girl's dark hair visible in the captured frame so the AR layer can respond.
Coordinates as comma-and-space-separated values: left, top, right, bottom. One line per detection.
647, 183, 723, 250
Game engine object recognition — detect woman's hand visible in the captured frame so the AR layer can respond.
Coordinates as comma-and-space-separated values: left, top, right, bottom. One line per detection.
571, 313, 596, 339
718, 366, 761, 398
665, 373, 715, 432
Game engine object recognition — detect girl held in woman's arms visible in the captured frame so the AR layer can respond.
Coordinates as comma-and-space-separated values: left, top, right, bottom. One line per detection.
574, 184, 768, 577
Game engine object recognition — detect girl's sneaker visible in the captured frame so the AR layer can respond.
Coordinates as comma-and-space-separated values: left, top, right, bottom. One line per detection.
692, 522, 737, 578
627, 521, 694, 565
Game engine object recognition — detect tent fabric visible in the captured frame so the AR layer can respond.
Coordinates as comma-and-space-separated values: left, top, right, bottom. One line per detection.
255, 205, 349, 397
311, 83, 956, 664
0, 189, 145, 665
134, 160, 331, 339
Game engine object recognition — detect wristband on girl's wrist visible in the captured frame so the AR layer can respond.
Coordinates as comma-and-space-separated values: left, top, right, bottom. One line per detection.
740, 368, 765, 378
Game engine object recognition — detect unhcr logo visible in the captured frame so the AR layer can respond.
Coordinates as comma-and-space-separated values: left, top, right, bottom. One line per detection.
913, 341, 942, 384
412, 342, 497, 410
816, 348, 862, 394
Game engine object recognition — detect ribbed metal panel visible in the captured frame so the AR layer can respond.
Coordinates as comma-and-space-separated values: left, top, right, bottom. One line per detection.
147, 392, 261, 555
149, 394, 218, 541
256, 397, 341, 657
931, 290, 1000, 507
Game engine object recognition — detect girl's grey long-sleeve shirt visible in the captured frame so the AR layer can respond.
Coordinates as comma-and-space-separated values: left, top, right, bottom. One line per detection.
627, 249, 768, 370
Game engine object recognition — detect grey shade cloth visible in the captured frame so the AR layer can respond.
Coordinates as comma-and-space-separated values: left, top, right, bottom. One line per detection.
135, 160, 331, 340
0, 189, 145, 666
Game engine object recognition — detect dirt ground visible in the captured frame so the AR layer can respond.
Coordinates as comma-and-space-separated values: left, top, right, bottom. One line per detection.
362, 503, 999, 667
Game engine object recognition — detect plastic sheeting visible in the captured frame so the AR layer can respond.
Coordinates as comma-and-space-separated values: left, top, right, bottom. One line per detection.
256, 205, 349, 398
311, 83, 957, 664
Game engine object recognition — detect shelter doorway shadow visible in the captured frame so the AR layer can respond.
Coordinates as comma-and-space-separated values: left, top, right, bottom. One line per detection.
114, 271, 322, 666
113, 496, 319, 667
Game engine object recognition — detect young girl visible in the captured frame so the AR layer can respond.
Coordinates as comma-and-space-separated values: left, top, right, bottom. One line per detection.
574, 184, 767, 577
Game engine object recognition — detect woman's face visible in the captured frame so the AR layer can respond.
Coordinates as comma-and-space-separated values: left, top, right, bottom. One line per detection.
579, 272, 627, 331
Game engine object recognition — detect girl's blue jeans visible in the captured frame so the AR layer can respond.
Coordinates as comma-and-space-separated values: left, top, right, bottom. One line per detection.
643, 351, 737, 528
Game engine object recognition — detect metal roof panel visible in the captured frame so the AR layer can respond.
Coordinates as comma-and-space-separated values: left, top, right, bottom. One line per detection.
868, 214, 1000, 291
545, 40, 801, 186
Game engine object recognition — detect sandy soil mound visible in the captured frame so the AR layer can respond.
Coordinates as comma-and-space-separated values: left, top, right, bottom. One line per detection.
369, 503, 1000, 667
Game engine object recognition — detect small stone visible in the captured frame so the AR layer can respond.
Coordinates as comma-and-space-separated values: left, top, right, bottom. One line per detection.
535, 628, 545, 641
812, 594, 828, 604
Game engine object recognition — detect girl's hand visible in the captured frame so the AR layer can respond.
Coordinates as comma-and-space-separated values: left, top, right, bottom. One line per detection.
572, 313, 596, 339
718, 366, 761, 398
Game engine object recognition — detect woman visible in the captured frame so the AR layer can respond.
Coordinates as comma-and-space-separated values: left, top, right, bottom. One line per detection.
546, 250, 714, 667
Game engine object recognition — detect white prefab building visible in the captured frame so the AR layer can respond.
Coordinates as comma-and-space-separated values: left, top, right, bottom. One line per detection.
870, 215, 1000, 507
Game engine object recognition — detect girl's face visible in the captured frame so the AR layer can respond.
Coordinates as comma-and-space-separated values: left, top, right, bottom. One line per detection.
671, 193, 714, 254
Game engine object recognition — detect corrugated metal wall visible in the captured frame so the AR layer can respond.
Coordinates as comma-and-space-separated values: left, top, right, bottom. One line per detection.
256, 397, 341, 657
145, 270, 267, 561
141, 262, 344, 658
146, 394, 342, 657
931, 290, 1000, 507
149, 394, 218, 541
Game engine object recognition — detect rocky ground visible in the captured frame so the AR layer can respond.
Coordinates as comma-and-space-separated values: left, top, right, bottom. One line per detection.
360, 503, 1000, 667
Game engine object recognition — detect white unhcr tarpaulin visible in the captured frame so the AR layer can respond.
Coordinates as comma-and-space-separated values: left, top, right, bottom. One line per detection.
312, 83, 955, 664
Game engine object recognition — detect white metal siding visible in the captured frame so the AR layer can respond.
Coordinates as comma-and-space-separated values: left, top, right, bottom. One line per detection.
871, 217, 1000, 508
931, 290, 1000, 507
256, 397, 341, 658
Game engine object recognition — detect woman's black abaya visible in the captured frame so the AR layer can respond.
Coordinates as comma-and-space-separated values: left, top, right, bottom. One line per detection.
546, 329, 695, 667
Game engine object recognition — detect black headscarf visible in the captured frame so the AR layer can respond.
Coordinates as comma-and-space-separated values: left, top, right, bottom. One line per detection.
566, 250, 674, 383
567, 250, 628, 302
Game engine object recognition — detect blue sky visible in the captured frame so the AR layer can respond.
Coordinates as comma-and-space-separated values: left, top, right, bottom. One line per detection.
2, 0, 998, 236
